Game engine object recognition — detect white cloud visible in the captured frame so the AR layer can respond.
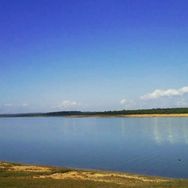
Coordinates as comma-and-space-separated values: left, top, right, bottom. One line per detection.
120, 98, 137, 109
141, 86, 188, 100
54, 100, 80, 110
4, 104, 13, 107
3, 103, 29, 107
120, 99, 128, 105
176, 98, 188, 107
21, 103, 29, 107
0, 103, 30, 113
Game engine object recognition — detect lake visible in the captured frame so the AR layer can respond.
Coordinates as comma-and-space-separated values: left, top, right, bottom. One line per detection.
0, 117, 188, 178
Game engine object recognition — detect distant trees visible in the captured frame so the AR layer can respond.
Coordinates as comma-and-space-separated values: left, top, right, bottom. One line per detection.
45, 108, 188, 116
1, 108, 188, 117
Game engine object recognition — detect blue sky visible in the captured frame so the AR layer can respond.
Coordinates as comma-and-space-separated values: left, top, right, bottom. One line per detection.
0, 0, 188, 113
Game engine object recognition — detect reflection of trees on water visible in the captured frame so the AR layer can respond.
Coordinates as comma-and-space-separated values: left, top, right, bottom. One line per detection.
153, 118, 188, 145
119, 118, 188, 145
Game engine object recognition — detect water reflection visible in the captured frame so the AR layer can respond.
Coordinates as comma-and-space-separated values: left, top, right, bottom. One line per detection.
119, 117, 188, 145
152, 118, 188, 145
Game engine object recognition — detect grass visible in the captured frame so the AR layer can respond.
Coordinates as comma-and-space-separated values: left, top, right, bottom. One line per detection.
1, 161, 188, 188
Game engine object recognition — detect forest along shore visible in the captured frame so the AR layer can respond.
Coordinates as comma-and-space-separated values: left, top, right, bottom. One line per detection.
1, 108, 188, 118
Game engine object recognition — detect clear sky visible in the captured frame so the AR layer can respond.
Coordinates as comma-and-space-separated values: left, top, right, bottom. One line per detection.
0, 0, 188, 113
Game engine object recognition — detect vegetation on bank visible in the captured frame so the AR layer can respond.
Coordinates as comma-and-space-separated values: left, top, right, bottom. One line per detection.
1, 107, 188, 117
1, 161, 188, 188
46, 108, 188, 116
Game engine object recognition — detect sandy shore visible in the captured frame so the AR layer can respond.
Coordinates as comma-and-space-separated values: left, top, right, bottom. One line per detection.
120, 113, 188, 118
0, 161, 169, 183
65, 113, 188, 118
1, 161, 188, 188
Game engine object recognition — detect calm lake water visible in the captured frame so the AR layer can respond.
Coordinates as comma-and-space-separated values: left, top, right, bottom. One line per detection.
0, 117, 188, 178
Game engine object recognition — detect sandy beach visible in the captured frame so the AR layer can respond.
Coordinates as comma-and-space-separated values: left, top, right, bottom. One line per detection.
1, 161, 188, 188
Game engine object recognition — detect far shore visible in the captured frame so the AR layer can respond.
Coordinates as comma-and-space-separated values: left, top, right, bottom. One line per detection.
1, 108, 188, 118
1, 113, 188, 119
119, 113, 188, 118
61, 113, 188, 118
1, 161, 188, 188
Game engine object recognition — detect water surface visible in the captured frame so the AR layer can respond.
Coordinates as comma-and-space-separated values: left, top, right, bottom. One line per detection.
0, 117, 188, 178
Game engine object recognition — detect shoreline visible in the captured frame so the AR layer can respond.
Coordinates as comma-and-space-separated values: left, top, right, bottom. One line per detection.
1, 161, 188, 188
119, 113, 188, 118
51, 113, 188, 118
1, 113, 188, 118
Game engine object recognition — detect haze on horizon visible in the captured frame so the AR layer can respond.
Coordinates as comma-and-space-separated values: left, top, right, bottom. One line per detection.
0, 0, 188, 113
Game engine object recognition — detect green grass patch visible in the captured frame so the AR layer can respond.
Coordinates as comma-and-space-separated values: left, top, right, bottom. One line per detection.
1, 161, 188, 188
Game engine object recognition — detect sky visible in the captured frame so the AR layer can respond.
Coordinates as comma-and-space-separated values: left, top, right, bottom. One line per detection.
0, 0, 188, 113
